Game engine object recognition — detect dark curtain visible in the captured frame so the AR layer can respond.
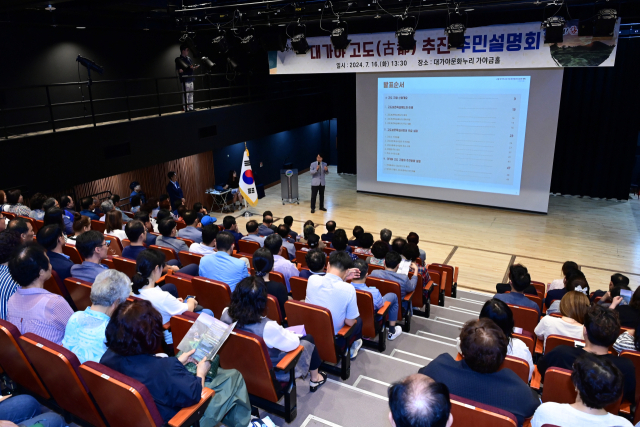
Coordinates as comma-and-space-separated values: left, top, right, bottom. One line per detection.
550, 37, 640, 200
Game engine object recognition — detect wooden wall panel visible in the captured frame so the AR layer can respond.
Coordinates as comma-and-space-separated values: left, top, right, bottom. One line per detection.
74, 152, 215, 208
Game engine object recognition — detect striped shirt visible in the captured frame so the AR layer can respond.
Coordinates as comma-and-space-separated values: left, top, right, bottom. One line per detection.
614, 331, 637, 354
0, 265, 19, 320
7, 287, 74, 345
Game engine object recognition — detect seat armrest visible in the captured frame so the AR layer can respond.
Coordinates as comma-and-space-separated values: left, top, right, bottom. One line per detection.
168, 387, 215, 427
403, 291, 414, 302
452, 267, 459, 283
337, 322, 356, 338
163, 321, 171, 330
619, 400, 631, 415
377, 301, 392, 317
534, 339, 543, 356
530, 366, 542, 390
275, 345, 304, 372
155, 274, 168, 285
425, 281, 435, 296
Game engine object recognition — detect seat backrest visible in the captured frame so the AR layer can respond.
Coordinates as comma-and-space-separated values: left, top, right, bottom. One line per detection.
103, 235, 123, 256
620, 350, 640, 403
355, 290, 376, 339
366, 277, 402, 321
34, 219, 45, 232
231, 252, 253, 268
178, 251, 203, 267
18, 215, 36, 228
540, 367, 621, 413
512, 331, 535, 355
170, 312, 200, 353
355, 252, 369, 261
63, 244, 84, 264
191, 276, 231, 319
79, 362, 164, 427
20, 333, 107, 427
426, 269, 444, 305
65, 277, 93, 311
238, 239, 260, 255
450, 394, 517, 427
3, 212, 16, 220
531, 281, 546, 297
290, 276, 308, 301
176, 236, 193, 247
525, 294, 543, 311
507, 304, 539, 336
294, 242, 307, 251
322, 247, 336, 257
149, 244, 177, 261
427, 264, 455, 297
409, 272, 424, 308
0, 319, 50, 399
269, 271, 286, 286
265, 294, 283, 324
91, 220, 106, 233
281, 247, 290, 260
43, 270, 74, 308
218, 330, 280, 403
285, 300, 338, 364
498, 355, 529, 384
367, 263, 384, 275
296, 250, 308, 268
175, 220, 187, 231
165, 273, 196, 299
112, 255, 137, 279
122, 239, 131, 248
545, 335, 584, 355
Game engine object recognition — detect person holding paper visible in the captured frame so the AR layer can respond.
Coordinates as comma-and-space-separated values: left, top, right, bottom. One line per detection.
310, 153, 328, 213
221, 276, 328, 392
369, 251, 418, 309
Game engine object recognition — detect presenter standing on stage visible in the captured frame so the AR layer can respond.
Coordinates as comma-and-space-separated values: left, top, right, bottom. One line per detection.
310, 154, 328, 213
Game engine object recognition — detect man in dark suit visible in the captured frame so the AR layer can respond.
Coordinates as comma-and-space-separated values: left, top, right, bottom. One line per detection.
321, 220, 336, 242
37, 225, 75, 281
134, 211, 157, 246
166, 171, 185, 210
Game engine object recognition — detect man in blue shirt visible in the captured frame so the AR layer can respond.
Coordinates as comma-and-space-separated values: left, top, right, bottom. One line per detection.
493, 264, 540, 315
223, 216, 243, 246
240, 220, 265, 247
369, 251, 419, 308
177, 211, 203, 244
79, 197, 100, 221
258, 213, 275, 237
70, 231, 110, 283
133, 211, 157, 246
199, 231, 249, 291
166, 171, 185, 210
37, 225, 75, 281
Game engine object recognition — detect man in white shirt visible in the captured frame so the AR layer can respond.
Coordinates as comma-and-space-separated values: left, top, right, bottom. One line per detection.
189, 224, 217, 255
264, 234, 299, 292
240, 220, 265, 247
306, 251, 364, 359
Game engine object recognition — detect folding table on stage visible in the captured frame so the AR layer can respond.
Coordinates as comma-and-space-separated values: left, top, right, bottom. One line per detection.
206, 188, 231, 212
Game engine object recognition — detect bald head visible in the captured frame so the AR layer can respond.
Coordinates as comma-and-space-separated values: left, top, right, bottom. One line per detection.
388, 374, 453, 427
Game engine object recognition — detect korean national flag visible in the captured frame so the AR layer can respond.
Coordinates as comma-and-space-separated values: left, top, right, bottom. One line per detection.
239, 148, 258, 207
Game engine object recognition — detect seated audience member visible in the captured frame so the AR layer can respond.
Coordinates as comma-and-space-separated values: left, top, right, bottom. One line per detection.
493, 264, 540, 315
0, 394, 65, 427
546, 269, 588, 310
332, 231, 357, 260
37, 225, 74, 281
0, 231, 22, 320
258, 213, 275, 237
283, 216, 298, 240
104, 210, 127, 241
159, 198, 172, 213
321, 220, 336, 242
388, 374, 453, 427
300, 249, 327, 279
353, 233, 374, 256
532, 353, 633, 427
28, 192, 48, 220
2, 189, 31, 216
100, 299, 252, 427
174, 201, 186, 219
306, 251, 363, 359
367, 240, 390, 267
223, 215, 243, 246
402, 243, 431, 284
535, 291, 589, 349
406, 232, 426, 262
614, 318, 640, 354
300, 233, 321, 252
7, 218, 34, 243
156, 209, 173, 232
221, 276, 327, 390
60, 195, 76, 217
457, 299, 534, 381
241, 220, 265, 247
43, 207, 67, 237
610, 286, 640, 327
192, 202, 208, 221
110, 194, 132, 222
7, 244, 74, 344
276, 224, 296, 260
122, 220, 150, 260
98, 199, 113, 221
264, 234, 299, 292
142, 196, 160, 219
370, 251, 419, 306
66, 214, 91, 245
133, 210, 157, 246
380, 228, 393, 250
177, 210, 202, 243
301, 225, 325, 249
92, 197, 103, 215
537, 305, 635, 402
70, 231, 110, 283
598, 283, 631, 310
133, 249, 213, 345
351, 259, 402, 340
253, 248, 288, 319
190, 224, 218, 255
547, 261, 580, 292
264, 211, 278, 231
419, 318, 540, 426
495, 263, 538, 297
130, 195, 142, 213
129, 182, 146, 204
593, 272, 629, 304
79, 197, 100, 220
391, 237, 407, 256
348, 225, 365, 247
156, 217, 189, 253
62, 270, 130, 363
199, 231, 249, 291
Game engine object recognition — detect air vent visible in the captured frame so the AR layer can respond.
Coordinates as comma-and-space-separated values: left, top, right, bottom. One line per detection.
198, 125, 217, 139
104, 142, 131, 159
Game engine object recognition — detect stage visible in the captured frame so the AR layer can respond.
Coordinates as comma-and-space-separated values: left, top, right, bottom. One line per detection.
233, 166, 640, 293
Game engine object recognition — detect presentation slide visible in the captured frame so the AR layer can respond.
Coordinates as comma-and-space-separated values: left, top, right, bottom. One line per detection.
377, 76, 531, 195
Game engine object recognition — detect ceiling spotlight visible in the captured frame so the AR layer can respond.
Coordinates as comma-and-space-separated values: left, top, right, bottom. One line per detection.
331, 22, 351, 50
227, 57, 238, 70
241, 30, 260, 54
200, 57, 215, 72
594, 8, 618, 37
542, 16, 565, 43
446, 23, 466, 49
291, 33, 310, 54
212, 30, 230, 55
374, 14, 381, 18
396, 26, 416, 51
76, 26, 86, 29
45, 4, 56, 11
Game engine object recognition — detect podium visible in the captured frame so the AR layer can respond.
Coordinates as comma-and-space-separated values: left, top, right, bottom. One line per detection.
280, 168, 299, 205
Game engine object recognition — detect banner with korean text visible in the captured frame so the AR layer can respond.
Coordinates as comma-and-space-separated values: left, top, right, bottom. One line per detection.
269, 19, 620, 74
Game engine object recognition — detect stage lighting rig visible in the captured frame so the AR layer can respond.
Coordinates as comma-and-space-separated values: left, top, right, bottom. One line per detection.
542, 16, 565, 43
200, 57, 215, 72
446, 23, 466, 49
241, 28, 260, 54
395, 14, 416, 51
76, 55, 104, 86
212, 29, 230, 55
594, 8, 617, 37
331, 21, 351, 50
290, 23, 310, 55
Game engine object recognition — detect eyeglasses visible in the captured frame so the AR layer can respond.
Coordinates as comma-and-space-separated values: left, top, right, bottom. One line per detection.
100, 241, 111, 248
